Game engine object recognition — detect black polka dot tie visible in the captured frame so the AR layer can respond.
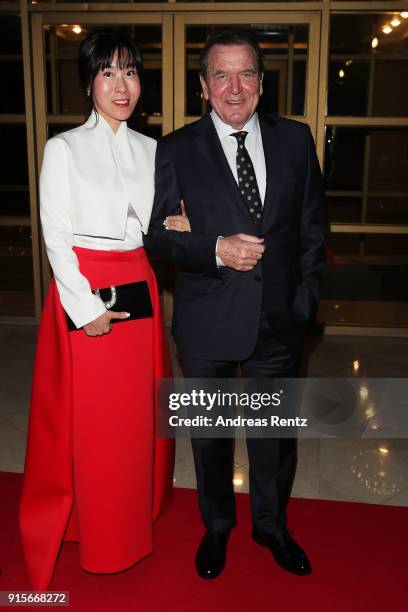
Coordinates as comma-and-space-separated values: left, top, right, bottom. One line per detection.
231, 131, 263, 227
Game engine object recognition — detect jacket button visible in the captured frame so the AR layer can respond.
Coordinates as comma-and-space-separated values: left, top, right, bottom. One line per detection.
254, 275, 261, 282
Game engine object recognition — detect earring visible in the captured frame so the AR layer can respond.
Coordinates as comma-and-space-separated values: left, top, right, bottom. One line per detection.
86, 88, 91, 97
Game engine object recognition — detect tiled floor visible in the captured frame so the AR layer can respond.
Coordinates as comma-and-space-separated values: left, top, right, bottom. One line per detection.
1, 324, 408, 507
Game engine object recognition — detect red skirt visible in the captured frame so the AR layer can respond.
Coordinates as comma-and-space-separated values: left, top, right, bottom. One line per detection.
19, 247, 174, 590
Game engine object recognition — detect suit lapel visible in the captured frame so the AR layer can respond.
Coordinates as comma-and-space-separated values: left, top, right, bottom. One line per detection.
193, 114, 256, 220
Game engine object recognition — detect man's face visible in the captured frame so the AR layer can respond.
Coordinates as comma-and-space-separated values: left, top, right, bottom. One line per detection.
200, 44, 263, 130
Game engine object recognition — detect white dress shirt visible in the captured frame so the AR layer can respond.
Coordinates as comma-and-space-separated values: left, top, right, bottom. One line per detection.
40, 113, 156, 328
210, 111, 266, 266
211, 111, 266, 204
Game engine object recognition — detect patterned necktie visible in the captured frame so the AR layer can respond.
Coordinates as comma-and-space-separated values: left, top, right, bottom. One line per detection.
231, 131, 263, 226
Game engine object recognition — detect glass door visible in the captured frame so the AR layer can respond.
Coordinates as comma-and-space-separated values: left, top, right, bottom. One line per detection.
174, 13, 321, 138
29, 10, 321, 324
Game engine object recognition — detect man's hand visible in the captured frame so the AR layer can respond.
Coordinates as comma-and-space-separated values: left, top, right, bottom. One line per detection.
216, 234, 265, 272
83, 310, 130, 336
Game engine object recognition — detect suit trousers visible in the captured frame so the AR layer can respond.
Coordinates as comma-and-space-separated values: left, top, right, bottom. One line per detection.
179, 309, 303, 536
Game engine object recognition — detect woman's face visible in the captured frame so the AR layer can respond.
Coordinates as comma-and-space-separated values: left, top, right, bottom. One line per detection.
92, 50, 141, 132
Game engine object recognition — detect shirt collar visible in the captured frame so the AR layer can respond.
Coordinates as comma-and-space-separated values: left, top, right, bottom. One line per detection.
210, 110, 260, 140
83, 111, 127, 139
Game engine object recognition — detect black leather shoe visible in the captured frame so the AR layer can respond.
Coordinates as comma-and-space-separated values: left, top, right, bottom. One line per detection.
252, 527, 312, 576
195, 531, 229, 579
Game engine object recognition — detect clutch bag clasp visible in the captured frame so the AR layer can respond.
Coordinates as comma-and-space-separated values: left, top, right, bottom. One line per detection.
94, 285, 117, 310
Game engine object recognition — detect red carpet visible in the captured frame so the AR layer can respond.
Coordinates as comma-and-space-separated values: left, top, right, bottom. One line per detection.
1, 471, 407, 611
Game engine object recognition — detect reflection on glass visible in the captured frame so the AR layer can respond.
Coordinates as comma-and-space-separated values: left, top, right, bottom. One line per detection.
367, 198, 408, 225
0, 14, 22, 54
365, 235, 408, 258
327, 233, 361, 257
350, 449, 399, 497
359, 386, 369, 400
0, 226, 34, 316
0, 125, 28, 186
328, 61, 369, 116
325, 127, 365, 191
322, 227, 408, 326
372, 60, 408, 116
325, 127, 408, 225
0, 11, 32, 314
142, 69, 162, 117
330, 14, 408, 55
0, 15, 24, 114
327, 197, 362, 223
0, 62, 25, 114
292, 60, 306, 115
186, 70, 204, 117
44, 24, 163, 118
58, 59, 87, 114
0, 190, 29, 217
135, 124, 162, 140
329, 14, 408, 116
368, 131, 408, 193
185, 25, 309, 118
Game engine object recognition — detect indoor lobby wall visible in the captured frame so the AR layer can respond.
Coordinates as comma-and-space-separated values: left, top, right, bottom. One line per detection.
1, 0, 407, 333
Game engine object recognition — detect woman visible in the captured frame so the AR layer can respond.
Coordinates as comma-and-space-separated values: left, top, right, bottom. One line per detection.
19, 30, 174, 590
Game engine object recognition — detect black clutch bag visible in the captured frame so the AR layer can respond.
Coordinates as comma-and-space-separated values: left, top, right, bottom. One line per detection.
66, 280, 153, 331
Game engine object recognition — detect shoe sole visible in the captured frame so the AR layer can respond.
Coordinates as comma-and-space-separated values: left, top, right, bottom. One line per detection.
252, 534, 312, 576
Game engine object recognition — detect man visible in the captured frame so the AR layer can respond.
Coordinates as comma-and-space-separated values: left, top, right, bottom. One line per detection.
144, 30, 327, 579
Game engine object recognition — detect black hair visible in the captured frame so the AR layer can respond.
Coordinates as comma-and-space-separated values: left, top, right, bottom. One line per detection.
78, 30, 143, 116
199, 30, 264, 80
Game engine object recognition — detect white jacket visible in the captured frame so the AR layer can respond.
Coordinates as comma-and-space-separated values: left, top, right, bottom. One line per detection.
40, 113, 156, 328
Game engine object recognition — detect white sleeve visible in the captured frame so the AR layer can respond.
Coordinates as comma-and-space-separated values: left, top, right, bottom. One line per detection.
39, 137, 106, 328
215, 236, 225, 267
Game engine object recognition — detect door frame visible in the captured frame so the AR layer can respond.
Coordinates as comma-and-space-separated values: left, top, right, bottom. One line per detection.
174, 12, 321, 138
28, 8, 322, 314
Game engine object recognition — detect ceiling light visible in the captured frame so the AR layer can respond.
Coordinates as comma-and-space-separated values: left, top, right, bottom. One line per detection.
382, 25, 393, 34
371, 37, 379, 49
390, 18, 401, 27
72, 25, 82, 35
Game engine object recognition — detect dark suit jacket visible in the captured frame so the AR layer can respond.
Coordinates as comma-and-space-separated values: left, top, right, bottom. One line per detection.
144, 113, 328, 361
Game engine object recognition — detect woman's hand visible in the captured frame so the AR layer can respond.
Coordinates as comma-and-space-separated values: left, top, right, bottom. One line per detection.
83, 310, 130, 336
163, 200, 191, 233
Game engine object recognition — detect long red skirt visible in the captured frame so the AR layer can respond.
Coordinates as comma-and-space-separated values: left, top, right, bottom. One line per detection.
19, 247, 174, 590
